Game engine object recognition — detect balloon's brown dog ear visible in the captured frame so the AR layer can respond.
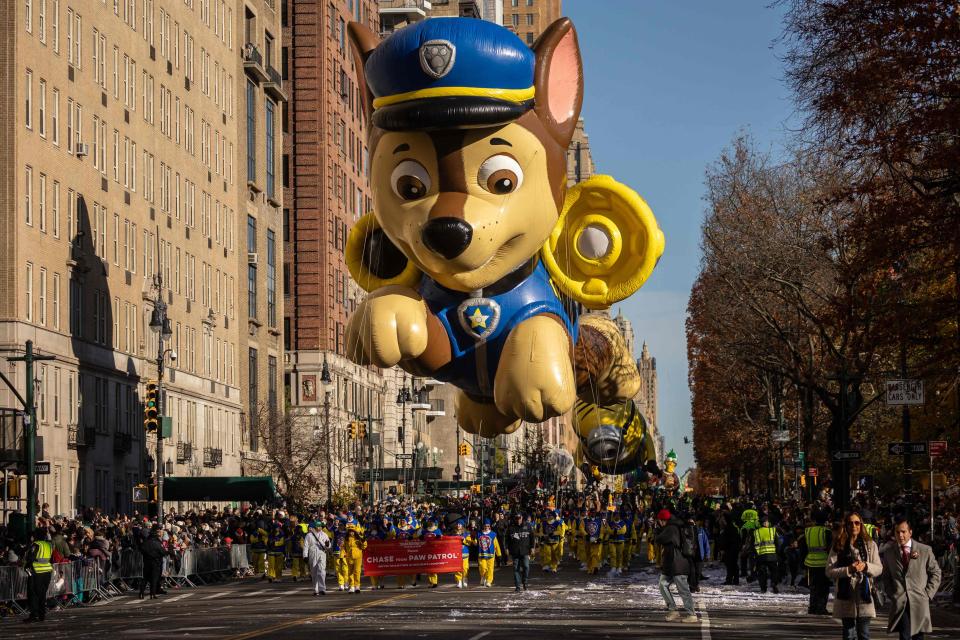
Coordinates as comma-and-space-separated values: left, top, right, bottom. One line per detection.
533, 18, 584, 148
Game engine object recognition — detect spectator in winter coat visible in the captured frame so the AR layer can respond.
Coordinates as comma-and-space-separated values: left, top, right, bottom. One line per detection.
720, 515, 742, 585
654, 509, 697, 623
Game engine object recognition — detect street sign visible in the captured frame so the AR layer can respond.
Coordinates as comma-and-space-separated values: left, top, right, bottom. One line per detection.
395, 453, 414, 460
885, 379, 924, 405
929, 440, 947, 457
832, 450, 861, 461
771, 430, 791, 443
34, 461, 51, 475
888, 441, 928, 456
807, 467, 818, 477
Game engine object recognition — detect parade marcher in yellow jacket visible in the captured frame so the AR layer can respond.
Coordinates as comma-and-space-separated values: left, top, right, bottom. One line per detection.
421, 520, 443, 587
477, 520, 502, 587
604, 511, 628, 575
368, 515, 395, 590
249, 522, 268, 576
267, 522, 287, 582
394, 517, 417, 589
581, 511, 605, 574
327, 518, 350, 591
343, 518, 366, 593
289, 520, 308, 581
454, 521, 474, 588
538, 510, 565, 572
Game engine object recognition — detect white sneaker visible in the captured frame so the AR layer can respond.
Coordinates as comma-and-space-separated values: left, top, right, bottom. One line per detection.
456, 581, 462, 589
348, 587, 355, 593
338, 585, 345, 591
665, 610, 680, 622
462, 581, 468, 588
681, 614, 699, 623
484, 583, 491, 588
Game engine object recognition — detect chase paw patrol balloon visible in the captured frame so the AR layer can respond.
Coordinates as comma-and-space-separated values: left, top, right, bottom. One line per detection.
344, 17, 663, 445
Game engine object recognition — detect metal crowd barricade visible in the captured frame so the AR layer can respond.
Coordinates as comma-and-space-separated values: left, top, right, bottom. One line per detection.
164, 548, 197, 588
45, 562, 77, 609
116, 548, 144, 591
0, 564, 29, 615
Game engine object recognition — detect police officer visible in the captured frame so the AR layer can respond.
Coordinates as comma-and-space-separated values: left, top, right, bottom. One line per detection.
23, 527, 54, 623
753, 515, 780, 594
801, 511, 832, 615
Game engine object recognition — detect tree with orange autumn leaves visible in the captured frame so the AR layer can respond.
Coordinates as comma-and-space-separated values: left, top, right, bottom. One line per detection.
689, 1, 960, 494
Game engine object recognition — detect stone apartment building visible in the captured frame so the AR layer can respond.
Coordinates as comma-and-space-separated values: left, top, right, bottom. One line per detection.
1, 0, 284, 517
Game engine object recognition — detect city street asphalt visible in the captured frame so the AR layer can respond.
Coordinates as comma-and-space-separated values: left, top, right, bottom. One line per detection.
4, 562, 960, 639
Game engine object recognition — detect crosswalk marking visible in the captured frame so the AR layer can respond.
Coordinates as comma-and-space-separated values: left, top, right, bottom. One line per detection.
164, 593, 194, 603
202, 592, 229, 599
242, 589, 271, 597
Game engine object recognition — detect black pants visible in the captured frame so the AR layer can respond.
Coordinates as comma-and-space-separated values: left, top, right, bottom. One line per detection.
807, 567, 830, 614
756, 557, 779, 591
724, 552, 740, 584
141, 563, 162, 597
27, 571, 52, 621
513, 555, 529, 588
896, 602, 924, 640
689, 562, 701, 592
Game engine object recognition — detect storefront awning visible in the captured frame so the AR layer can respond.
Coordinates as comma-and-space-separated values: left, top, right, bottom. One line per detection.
162, 476, 278, 502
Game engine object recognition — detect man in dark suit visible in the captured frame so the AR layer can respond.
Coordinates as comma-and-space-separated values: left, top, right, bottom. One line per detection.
881, 517, 941, 640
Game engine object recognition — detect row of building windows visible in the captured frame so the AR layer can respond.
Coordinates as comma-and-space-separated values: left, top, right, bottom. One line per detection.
245, 80, 279, 201
24, 71, 237, 216
24, 1, 235, 120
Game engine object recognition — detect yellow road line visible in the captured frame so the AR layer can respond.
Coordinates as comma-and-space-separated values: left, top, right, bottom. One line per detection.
221, 593, 415, 640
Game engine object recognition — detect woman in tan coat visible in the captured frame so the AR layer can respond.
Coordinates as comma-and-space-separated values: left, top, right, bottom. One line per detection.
826, 512, 883, 640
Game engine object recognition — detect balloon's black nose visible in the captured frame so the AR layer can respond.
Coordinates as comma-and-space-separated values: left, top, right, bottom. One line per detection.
421, 218, 473, 259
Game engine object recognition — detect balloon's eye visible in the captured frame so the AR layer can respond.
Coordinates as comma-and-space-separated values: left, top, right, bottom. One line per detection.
391, 160, 432, 201
478, 155, 523, 195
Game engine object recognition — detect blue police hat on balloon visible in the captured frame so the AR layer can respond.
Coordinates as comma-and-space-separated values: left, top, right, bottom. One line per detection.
364, 18, 536, 131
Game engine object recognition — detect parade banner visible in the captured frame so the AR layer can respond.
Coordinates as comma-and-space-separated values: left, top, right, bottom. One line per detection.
362, 537, 462, 576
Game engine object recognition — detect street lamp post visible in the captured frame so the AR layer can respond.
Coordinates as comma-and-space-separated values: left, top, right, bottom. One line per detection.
148, 288, 174, 520
320, 356, 334, 507
396, 379, 411, 494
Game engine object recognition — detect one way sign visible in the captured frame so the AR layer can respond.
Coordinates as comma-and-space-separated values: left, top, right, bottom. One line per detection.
888, 441, 927, 456
832, 450, 861, 461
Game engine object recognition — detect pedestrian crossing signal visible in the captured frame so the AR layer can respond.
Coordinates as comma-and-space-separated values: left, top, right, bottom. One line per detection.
144, 381, 159, 433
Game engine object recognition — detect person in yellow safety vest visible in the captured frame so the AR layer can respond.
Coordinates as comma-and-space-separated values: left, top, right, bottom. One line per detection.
753, 515, 781, 594
289, 519, 308, 582
539, 510, 565, 573
249, 522, 268, 577
327, 517, 350, 591
267, 522, 287, 582
581, 510, 605, 574
477, 520, 502, 587
604, 510, 628, 576
343, 518, 366, 593
801, 512, 832, 615
24, 528, 53, 623
454, 521, 474, 588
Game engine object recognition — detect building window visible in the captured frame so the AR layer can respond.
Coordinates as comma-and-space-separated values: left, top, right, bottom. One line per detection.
51, 88, 59, 144
266, 229, 276, 327
24, 165, 33, 225
268, 355, 277, 414
70, 278, 82, 337
26, 263, 34, 322
38, 78, 46, 137
526, 32, 534, 45
265, 99, 275, 198
248, 347, 258, 451
248, 264, 257, 318
52, 273, 60, 329
25, 69, 33, 129
246, 80, 256, 182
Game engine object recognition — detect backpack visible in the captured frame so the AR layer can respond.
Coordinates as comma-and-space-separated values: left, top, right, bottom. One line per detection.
680, 524, 697, 559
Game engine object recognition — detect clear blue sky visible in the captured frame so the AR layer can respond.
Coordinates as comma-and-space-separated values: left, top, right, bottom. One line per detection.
564, 1, 797, 468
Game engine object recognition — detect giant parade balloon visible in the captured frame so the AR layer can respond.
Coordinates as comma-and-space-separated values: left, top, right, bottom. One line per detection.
343, 16, 664, 459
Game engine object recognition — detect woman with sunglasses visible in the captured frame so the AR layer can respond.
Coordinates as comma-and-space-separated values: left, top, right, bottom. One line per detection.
826, 512, 883, 639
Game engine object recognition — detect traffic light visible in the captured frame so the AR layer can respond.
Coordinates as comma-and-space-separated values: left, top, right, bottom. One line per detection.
348, 421, 358, 439
357, 421, 366, 439
144, 380, 159, 433
471, 484, 481, 494
458, 443, 470, 456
